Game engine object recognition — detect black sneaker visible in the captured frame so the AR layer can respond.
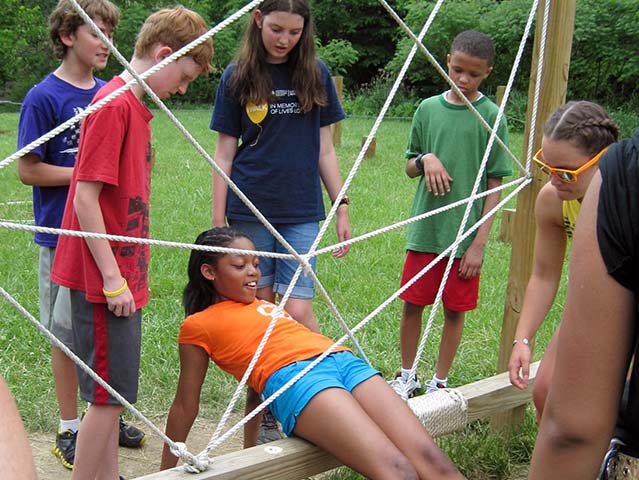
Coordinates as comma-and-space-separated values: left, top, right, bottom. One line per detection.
257, 409, 284, 445
51, 429, 76, 470
119, 416, 146, 448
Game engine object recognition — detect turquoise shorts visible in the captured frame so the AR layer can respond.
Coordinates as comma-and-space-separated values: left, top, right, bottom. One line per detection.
263, 351, 380, 435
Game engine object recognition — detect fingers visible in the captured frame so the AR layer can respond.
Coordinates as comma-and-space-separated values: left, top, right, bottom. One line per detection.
106, 290, 136, 317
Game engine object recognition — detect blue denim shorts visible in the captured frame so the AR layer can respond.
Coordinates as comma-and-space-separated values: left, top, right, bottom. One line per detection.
229, 220, 319, 299
263, 351, 380, 435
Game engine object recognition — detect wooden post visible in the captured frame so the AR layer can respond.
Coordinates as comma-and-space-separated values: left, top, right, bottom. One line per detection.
361, 136, 376, 158
499, 208, 516, 244
495, 85, 506, 107
490, 0, 576, 432
331, 76, 343, 146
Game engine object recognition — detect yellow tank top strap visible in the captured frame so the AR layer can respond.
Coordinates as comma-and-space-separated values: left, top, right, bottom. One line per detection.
562, 199, 581, 239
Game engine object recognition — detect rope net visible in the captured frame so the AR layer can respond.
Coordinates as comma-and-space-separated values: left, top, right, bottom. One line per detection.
0, 0, 549, 474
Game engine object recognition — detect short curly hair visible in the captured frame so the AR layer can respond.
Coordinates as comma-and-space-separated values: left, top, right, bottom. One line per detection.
49, 0, 120, 60
450, 30, 494, 66
134, 6, 213, 74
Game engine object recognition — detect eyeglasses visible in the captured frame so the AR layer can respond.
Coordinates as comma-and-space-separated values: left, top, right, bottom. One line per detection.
533, 146, 608, 183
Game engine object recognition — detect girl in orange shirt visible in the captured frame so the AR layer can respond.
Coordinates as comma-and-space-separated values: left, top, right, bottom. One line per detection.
161, 227, 463, 479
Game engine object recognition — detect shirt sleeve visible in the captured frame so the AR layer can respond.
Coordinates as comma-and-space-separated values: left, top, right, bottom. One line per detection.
597, 133, 639, 295
17, 86, 52, 160
210, 65, 242, 138
318, 59, 346, 127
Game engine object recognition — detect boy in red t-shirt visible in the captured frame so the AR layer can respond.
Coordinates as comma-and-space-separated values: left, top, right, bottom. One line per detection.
51, 6, 212, 479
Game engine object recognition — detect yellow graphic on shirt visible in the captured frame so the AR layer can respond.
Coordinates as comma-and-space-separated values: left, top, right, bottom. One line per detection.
246, 101, 268, 146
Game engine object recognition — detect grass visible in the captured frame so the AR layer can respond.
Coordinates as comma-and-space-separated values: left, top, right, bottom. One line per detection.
0, 111, 565, 479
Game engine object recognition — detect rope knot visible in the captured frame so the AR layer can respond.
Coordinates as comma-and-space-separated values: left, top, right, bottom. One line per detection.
170, 442, 209, 473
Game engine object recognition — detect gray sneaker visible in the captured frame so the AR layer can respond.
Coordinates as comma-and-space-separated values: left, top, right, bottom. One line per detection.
388, 373, 422, 400
257, 409, 284, 444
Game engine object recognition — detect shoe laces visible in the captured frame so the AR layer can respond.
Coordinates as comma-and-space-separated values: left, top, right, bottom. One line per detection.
261, 411, 279, 430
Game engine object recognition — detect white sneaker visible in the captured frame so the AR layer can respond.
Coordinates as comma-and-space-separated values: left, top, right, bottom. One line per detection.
388, 373, 422, 400
257, 409, 284, 444
425, 378, 447, 394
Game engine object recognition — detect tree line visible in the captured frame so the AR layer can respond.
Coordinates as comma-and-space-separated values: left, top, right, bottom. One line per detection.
1, 0, 637, 110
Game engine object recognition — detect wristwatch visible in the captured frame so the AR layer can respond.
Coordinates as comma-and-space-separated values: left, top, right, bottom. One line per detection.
337, 195, 350, 207
415, 153, 425, 172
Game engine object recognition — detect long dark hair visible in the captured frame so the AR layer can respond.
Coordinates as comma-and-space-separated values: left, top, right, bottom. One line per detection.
229, 0, 326, 113
183, 227, 252, 317
544, 101, 619, 157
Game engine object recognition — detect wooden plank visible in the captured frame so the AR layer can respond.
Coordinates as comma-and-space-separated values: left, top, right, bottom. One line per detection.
136, 362, 538, 480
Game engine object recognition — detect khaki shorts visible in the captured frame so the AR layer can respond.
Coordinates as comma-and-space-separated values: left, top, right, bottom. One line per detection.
38, 246, 73, 348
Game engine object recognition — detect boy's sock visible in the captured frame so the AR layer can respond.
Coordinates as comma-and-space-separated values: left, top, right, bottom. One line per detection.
432, 375, 448, 387
59, 418, 80, 433
400, 368, 414, 380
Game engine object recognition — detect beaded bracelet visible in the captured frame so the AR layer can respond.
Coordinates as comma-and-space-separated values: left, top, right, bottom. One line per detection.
103, 279, 128, 298
512, 338, 530, 347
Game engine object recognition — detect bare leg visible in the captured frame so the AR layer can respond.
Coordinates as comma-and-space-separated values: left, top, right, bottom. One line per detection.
352, 375, 463, 480
244, 388, 261, 448
71, 404, 122, 480
435, 308, 465, 380
532, 327, 560, 422
293, 387, 418, 479
257, 286, 275, 303
282, 297, 319, 333
400, 301, 425, 369
51, 346, 79, 421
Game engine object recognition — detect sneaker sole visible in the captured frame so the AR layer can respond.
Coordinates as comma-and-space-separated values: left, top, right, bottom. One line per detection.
51, 445, 73, 470
120, 433, 147, 449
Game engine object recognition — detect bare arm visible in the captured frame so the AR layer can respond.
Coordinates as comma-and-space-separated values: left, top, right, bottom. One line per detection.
212, 133, 238, 227
0, 377, 37, 480
318, 125, 351, 258
74, 180, 135, 316
410, 153, 453, 195
529, 172, 635, 478
161, 344, 209, 470
459, 176, 502, 279
18, 152, 73, 187
509, 184, 567, 389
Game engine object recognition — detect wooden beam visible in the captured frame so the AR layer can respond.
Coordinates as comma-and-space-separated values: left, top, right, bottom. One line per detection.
135, 362, 538, 480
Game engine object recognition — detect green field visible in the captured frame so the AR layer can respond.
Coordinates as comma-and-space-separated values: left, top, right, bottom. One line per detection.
0, 111, 565, 479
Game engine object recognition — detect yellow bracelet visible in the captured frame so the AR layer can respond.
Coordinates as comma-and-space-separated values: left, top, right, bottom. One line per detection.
102, 279, 128, 298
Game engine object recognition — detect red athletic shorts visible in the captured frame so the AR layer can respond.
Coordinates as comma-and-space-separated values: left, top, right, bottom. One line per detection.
399, 251, 480, 311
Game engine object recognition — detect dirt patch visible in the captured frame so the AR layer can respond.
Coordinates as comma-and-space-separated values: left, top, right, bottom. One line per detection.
29, 416, 244, 479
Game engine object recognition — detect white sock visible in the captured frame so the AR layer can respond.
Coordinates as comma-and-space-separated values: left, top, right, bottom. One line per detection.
400, 368, 413, 380
432, 375, 448, 386
59, 418, 80, 433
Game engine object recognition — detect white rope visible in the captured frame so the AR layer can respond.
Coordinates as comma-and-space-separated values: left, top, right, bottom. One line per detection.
411, 388, 468, 437
0, 286, 208, 470
0, 0, 548, 472
525, 0, 551, 170
377, 0, 525, 175
401, 0, 541, 386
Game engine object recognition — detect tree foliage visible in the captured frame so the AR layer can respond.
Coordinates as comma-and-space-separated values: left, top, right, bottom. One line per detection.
1, 0, 638, 109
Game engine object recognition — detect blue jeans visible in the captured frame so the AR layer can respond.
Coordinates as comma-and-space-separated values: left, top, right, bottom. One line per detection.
229, 220, 318, 299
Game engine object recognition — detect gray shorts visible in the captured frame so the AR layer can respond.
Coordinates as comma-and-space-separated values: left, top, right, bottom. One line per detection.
38, 246, 73, 348
69, 289, 141, 405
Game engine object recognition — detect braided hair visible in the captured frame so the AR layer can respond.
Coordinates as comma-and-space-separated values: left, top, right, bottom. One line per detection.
183, 227, 253, 317
544, 101, 619, 157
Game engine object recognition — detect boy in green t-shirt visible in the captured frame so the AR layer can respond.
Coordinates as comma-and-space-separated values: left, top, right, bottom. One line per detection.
390, 30, 512, 399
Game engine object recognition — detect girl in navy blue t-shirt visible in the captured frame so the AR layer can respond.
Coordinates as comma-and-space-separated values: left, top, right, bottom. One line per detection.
211, 0, 351, 333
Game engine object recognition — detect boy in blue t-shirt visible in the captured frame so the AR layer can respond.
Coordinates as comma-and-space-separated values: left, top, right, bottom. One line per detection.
17, 0, 145, 469
389, 30, 511, 399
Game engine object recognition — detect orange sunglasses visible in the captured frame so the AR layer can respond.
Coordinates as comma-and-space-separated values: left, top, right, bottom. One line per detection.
533, 146, 608, 183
